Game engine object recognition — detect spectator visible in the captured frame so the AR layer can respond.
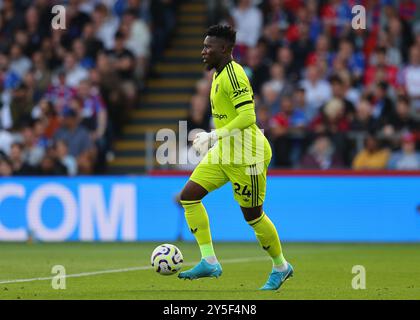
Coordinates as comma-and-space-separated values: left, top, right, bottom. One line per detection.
36, 151, 67, 176
76, 81, 107, 174
62, 51, 89, 88
230, 0, 263, 60
149, 0, 177, 64
9, 43, 32, 78
22, 70, 42, 105
290, 22, 314, 69
8, 142, 35, 175
256, 105, 271, 137
0, 128, 13, 155
243, 47, 270, 96
80, 22, 105, 61
386, 15, 413, 63
320, 0, 352, 40
276, 46, 300, 83
23, 5, 49, 56
374, 30, 402, 67
32, 98, 61, 140
32, 118, 49, 149
306, 33, 333, 67
300, 64, 332, 112
39, 36, 62, 71
340, 70, 361, 106
53, 108, 93, 159
93, 52, 128, 136
263, 0, 291, 31
350, 98, 379, 133
76, 79, 107, 141
398, 0, 417, 23
293, 86, 312, 123
388, 132, 420, 170
30, 51, 52, 98
0, 155, 13, 176
45, 70, 77, 114
365, 47, 399, 89
270, 96, 306, 167
106, 31, 136, 80
263, 63, 293, 113
10, 83, 34, 130
187, 94, 211, 134
328, 74, 355, 120
369, 81, 395, 127
120, 8, 151, 78
92, 3, 119, 50
32, 99, 61, 140
72, 38, 95, 69
55, 139, 78, 176
331, 39, 365, 83
195, 78, 212, 99
352, 135, 390, 170
300, 134, 343, 169
304, 1, 323, 42
20, 121, 45, 167
260, 82, 280, 115
310, 98, 349, 135
0, 0, 25, 50
381, 95, 419, 142
310, 98, 352, 164
400, 46, 420, 119
114, 0, 151, 23
262, 22, 286, 62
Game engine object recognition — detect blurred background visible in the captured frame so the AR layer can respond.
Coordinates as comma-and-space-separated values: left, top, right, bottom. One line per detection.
0, 0, 419, 243
0, 0, 419, 175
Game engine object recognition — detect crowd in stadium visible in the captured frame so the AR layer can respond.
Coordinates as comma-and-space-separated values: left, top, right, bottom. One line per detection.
190, 0, 420, 170
0, 0, 177, 176
0, 0, 419, 176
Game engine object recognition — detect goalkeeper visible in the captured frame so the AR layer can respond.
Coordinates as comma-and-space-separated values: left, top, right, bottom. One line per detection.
178, 25, 293, 290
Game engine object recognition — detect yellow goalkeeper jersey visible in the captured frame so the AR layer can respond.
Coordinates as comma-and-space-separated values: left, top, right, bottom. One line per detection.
209, 60, 271, 166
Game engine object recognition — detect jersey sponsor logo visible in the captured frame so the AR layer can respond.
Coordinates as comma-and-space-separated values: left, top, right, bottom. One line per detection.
213, 113, 228, 120
233, 87, 249, 98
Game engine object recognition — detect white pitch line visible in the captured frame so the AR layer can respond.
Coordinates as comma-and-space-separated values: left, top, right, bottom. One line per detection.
0, 256, 268, 285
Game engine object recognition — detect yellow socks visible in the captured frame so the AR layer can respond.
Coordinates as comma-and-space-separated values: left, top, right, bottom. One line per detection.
180, 201, 285, 269
248, 212, 287, 268
180, 200, 216, 259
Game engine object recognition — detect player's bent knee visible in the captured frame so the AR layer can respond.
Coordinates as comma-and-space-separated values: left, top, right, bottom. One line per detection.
240, 205, 263, 222
180, 180, 208, 201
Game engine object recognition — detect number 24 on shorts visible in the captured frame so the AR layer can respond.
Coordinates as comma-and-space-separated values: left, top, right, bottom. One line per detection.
233, 183, 252, 198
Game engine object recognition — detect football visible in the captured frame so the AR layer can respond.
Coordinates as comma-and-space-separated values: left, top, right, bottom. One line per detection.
151, 244, 184, 275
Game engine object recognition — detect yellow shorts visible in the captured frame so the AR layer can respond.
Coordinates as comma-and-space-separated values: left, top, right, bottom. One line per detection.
190, 154, 270, 208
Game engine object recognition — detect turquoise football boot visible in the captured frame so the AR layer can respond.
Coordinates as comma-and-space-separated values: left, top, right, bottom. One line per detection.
260, 263, 294, 290
178, 259, 222, 280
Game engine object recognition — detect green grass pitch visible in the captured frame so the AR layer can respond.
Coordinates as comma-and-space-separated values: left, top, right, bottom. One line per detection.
0, 242, 419, 300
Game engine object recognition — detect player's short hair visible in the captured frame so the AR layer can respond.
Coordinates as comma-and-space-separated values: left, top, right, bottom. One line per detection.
205, 25, 236, 46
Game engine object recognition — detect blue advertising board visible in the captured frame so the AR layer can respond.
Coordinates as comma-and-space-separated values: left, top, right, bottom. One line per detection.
0, 176, 419, 242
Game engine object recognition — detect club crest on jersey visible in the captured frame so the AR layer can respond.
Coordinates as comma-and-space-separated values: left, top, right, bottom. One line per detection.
215, 84, 219, 93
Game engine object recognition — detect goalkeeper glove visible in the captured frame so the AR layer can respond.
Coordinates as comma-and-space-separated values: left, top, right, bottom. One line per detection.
192, 131, 218, 155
